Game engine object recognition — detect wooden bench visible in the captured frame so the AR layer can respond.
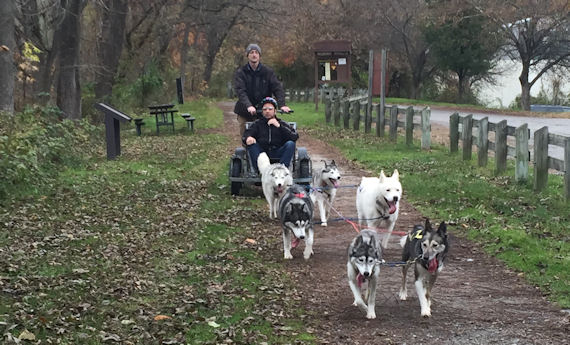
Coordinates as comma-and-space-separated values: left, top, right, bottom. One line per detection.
180, 113, 196, 132
134, 118, 145, 136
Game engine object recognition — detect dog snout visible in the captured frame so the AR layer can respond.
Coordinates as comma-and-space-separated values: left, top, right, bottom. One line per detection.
299, 235, 305, 239
393, 196, 399, 202
363, 271, 370, 277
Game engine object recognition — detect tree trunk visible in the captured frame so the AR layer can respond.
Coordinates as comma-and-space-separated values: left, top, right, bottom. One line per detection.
56, 0, 86, 120
519, 62, 531, 111
94, 0, 128, 102
179, 23, 190, 89
0, 0, 16, 114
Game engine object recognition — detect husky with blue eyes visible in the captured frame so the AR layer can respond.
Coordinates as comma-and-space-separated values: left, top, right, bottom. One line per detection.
347, 229, 383, 319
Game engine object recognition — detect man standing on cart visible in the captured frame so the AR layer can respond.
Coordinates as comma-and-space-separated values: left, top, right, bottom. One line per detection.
243, 97, 298, 173
233, 43, 291, 137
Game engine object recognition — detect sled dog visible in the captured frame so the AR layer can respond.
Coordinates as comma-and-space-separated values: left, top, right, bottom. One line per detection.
310, 160, 341, 227
399, 219, 449, 317
355, 169, 402, 248
278, 184, 314, 260
347, 229, 382, 319
258, 152, 292, 219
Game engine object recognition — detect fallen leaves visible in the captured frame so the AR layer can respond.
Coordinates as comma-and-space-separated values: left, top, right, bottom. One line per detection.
153, 315, 172, 321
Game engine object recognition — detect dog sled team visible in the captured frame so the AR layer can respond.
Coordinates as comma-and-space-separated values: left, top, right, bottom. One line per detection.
255, 152, 449, 319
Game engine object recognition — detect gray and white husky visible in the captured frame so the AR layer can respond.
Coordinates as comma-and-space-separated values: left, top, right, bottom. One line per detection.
310, 160, 341, 227
258, 152, 293, 219
278, 184, 314, 260
399, 219, 449, 317
356, 169, 402, 248
347, 229, 382, 319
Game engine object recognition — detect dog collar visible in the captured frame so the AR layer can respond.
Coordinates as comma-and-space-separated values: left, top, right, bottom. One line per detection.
294, 192, 305, 198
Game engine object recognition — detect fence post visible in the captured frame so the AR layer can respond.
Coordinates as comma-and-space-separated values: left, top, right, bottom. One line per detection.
352, 100, 360, 131
324, 97, 331, 123
450, 113, 459, 153
405, 106, 414, 146
389, 106, 398, 142
377, 103, 385, 137
564, 138, 570, 203
462, 114, 473, 160
495, 120, 507, 174
333, 97, 340, 126
421, 107, 431, 150
533, 126, 549, 191
364, 101, 371, 134
477, 117, 489, 167
342, 100, 350, 129
515, 123, 529, 182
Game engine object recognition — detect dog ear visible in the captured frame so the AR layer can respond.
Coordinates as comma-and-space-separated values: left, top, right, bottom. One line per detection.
379, 170, 386, 181
392, 169, 399, 179
331, 160, 336, 166
438, 221, 447, 236
424, 219, 432, 230
285, 203, 292, 215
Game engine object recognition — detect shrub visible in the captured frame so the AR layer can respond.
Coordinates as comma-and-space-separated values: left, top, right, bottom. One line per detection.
0, 106, 102, 201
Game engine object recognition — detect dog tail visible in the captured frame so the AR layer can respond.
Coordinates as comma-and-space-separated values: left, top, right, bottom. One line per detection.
257, 152, 271, 174
399, 235, 408, 248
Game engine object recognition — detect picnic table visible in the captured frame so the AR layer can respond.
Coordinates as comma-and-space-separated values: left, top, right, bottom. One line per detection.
149, 104, 177, 134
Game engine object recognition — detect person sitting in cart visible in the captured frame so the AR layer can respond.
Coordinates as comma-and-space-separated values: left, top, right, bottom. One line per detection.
243, 97, 298, 173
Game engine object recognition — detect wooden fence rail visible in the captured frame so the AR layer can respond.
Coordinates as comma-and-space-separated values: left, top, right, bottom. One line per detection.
450, 113, 570, 201
322, 95, 431, 150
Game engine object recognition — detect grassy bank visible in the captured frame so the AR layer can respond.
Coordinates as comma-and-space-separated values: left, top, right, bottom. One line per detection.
0, 100, 315, 344
288, 101, 569, 308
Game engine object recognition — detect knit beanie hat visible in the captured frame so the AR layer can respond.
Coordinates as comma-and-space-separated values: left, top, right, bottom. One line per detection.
246, 43, 261, 55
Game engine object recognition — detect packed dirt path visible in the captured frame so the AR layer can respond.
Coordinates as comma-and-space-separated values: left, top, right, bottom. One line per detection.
217, 102, 569, 345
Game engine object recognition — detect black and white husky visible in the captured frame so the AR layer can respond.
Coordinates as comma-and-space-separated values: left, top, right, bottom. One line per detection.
310, 160, 341, 227
258, 153, 292, 219
347, 229, 382, 319
278, 184, 314, 260
399, 220, 449, 317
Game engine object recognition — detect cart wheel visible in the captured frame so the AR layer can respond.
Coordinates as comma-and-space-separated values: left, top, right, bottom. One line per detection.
299, 159, 311, 180
230, 160, 242, 195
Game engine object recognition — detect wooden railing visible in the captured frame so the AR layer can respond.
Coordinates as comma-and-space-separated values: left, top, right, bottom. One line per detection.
321, 95, 431, 150
450, 113, 570, 201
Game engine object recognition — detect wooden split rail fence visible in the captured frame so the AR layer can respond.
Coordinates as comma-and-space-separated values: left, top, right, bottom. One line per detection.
450, 113, 570, 201
321, 95, 431, 150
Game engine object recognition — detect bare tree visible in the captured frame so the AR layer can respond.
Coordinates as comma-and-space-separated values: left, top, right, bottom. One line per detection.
471, 0, 570, 110
55, 0, 87, 119
383, 0, 437, 99
0, 0, 16, 113
94, 0, 128, 102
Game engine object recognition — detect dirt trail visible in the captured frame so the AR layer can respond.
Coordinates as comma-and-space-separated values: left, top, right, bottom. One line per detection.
217, 102, 569, 345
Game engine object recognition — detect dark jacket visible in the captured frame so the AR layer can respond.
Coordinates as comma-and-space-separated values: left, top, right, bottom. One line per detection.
242, 117, 298, 151
233, 63, 286, 121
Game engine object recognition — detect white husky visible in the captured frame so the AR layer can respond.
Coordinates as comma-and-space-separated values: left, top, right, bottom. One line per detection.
310, 160, 341, 227
258, 152, 292, 219
356, 169, 402, 248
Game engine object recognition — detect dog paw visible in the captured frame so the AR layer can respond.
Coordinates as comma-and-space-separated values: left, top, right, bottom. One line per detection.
321, 222, 327, 227
398, 290, 408, 300
366, 312, 376, 319
284, 252, 293, 260
420, 309, 431, 317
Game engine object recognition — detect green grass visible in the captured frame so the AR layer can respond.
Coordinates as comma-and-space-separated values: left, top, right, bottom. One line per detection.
288, 100, 570, 308
0, 100, 316, 344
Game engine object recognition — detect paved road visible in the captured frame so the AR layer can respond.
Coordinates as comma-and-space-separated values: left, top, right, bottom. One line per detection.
413, 106, 570, 161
